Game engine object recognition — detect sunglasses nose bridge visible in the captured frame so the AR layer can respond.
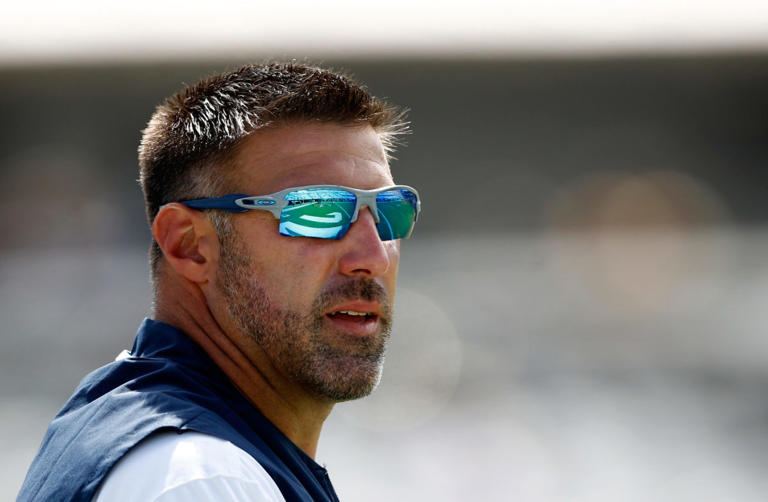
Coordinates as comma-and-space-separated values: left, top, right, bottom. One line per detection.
356, 199, 380, 224
360, 192, 381, 223
350, 205, 380, 225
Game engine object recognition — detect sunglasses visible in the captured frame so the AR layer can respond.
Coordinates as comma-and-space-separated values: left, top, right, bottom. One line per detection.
180, 185, 421, 241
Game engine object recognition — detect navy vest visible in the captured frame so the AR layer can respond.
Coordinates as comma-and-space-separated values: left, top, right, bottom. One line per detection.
17, 319, 340, 502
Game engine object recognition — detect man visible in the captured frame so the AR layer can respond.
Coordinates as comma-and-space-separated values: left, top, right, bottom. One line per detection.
18, 62, 420, 501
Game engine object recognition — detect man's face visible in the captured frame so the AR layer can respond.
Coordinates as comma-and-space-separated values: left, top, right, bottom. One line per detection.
213, 122, 400, 402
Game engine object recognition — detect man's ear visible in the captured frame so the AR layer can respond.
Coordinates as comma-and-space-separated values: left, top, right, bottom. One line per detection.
152, 203, 220, 284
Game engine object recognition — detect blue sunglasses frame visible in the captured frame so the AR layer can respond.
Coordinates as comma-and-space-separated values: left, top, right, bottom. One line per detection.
179, 184, 421, 241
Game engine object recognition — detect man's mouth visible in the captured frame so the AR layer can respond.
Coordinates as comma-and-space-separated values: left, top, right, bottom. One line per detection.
327, 310, 377, 322
324, 302, 381, 335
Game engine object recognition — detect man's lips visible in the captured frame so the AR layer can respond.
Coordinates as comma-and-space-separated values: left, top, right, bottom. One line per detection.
325, 300, 381, 318
324, 301, 381, 334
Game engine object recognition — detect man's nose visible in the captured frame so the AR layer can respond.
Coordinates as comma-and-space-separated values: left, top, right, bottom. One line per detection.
337, 207, 391, 277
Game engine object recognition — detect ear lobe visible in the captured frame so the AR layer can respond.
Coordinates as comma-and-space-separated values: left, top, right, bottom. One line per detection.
152, 203, 219, 283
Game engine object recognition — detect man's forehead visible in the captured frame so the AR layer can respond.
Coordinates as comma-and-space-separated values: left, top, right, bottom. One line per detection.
231, 122, 392, 192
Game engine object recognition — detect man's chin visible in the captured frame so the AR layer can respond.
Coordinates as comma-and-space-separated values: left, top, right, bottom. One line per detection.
304, 323, 389, 401
303, 356, 384, 402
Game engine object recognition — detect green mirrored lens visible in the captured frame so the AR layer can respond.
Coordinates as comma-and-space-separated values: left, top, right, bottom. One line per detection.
279, 189, 356, 239
375, 189, 418, 240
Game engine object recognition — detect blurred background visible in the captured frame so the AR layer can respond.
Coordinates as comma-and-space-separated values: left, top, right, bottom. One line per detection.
3, 2, 768, 501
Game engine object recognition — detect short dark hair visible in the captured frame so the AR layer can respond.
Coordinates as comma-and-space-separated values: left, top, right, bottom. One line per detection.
138, 62, 408, 279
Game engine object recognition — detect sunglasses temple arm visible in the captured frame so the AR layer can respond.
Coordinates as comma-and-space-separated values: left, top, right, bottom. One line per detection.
180, 194, 252, 213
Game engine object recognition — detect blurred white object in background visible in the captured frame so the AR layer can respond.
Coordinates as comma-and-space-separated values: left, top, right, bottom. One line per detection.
2, 1, 768, 64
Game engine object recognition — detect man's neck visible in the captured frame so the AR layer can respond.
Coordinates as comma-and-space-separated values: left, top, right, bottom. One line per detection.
152, 278, 333, 459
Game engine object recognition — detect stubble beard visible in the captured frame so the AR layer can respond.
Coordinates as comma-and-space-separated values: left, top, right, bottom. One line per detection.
216, 225, 392, 402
